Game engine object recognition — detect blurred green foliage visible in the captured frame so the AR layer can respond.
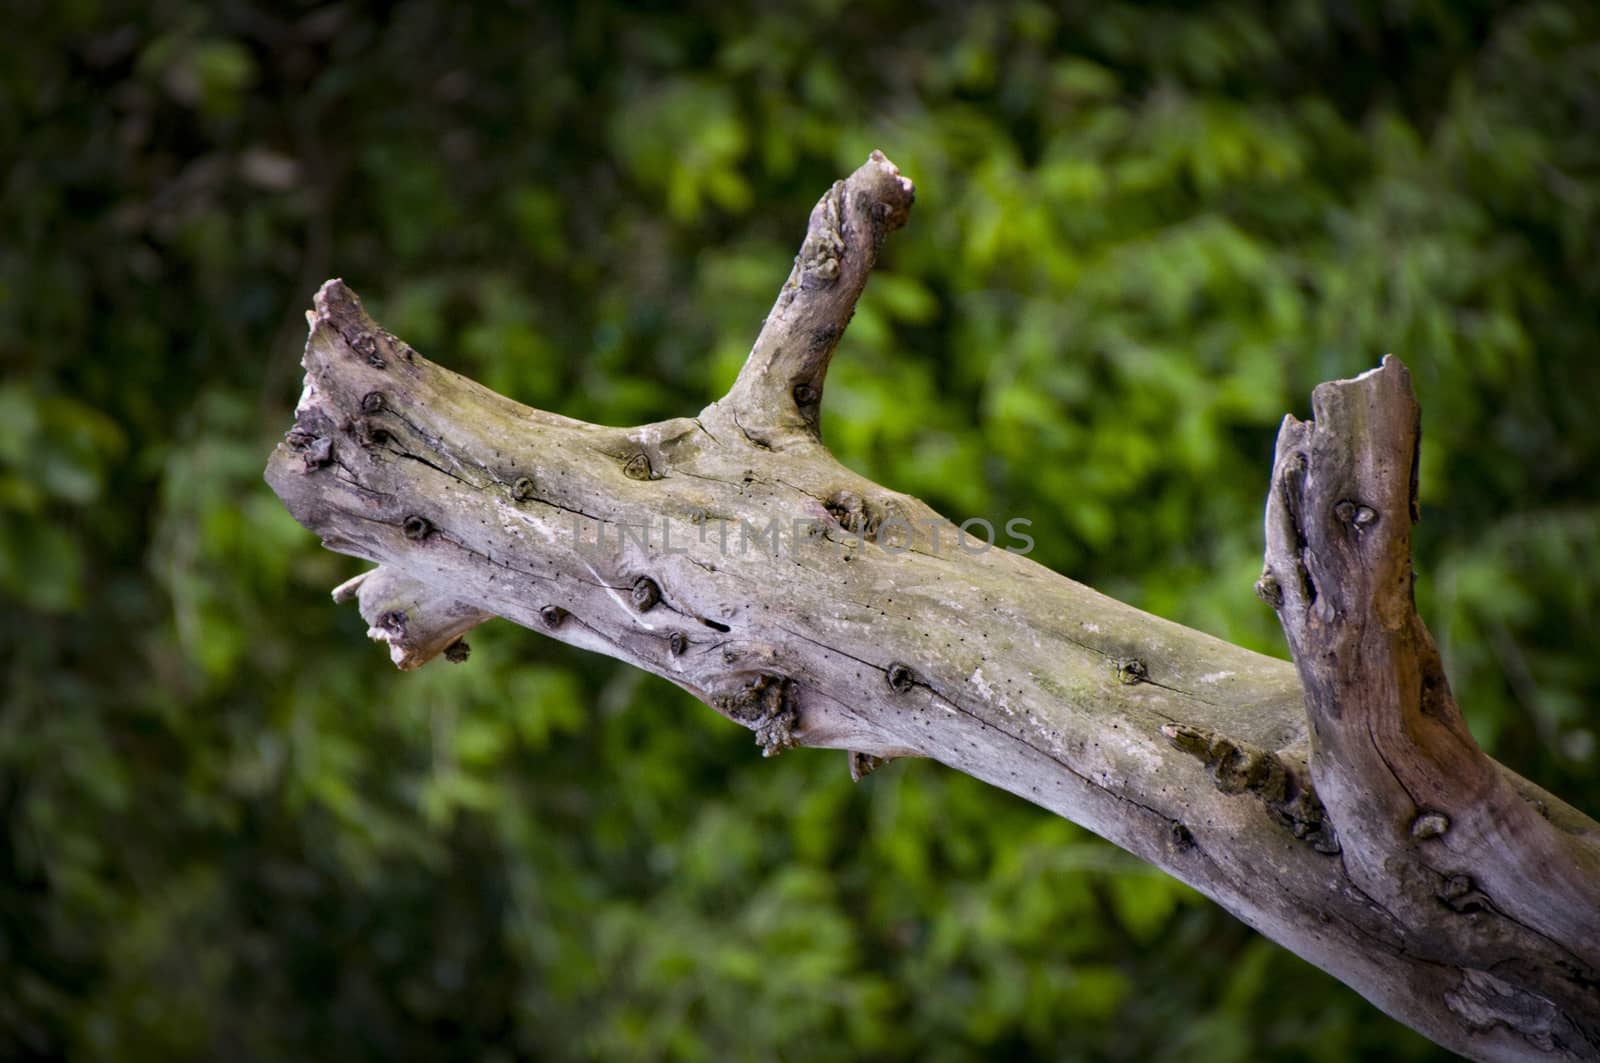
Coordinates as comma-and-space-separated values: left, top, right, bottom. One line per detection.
3, 0, 1598, 1059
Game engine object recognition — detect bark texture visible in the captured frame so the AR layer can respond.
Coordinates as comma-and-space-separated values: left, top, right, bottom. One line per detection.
265, 152, 1600, 1060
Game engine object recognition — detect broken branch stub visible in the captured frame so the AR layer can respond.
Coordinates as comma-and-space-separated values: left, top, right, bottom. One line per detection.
331, 567, 490, 670
1261, 356, 1600, 1052
266, 153, 1600, 1061
721, 149, 915, 449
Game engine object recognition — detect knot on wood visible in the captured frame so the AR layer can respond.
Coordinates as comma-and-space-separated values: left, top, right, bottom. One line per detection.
1411, 810, 1451, 840
825, 490, 895, 542
1162, 723, 1339, 854
848, 751, 886, 781
360, 391, 385, 414
668, 631, 688, 657
1114, 658, 1147, 685
1168, 822, 1196, 851
290, 431, 334, 471
886, 662, 916, 694
1333, 499, 1379, 531
511, 476, 536, 501
402, 515, 433, 540
1439, 874, 1493, 914
355, 417, 391, 446
539, 605, 568, 629
712, 674, 798, 758
345, 328, 383, 368
630, 576, 661, 612
623, 453, 653, 480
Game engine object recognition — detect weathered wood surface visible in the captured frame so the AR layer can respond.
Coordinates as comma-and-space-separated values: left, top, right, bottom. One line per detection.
266, 152, 1600, 1060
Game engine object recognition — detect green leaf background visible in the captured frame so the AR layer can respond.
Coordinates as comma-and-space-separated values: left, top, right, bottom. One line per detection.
2, 1, 1597, 1058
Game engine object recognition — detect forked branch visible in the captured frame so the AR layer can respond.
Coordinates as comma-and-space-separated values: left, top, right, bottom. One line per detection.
266, 154, 1600, 1060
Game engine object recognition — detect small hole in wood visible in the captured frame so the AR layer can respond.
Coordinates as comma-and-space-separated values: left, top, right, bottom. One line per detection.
886, 662, 915, 694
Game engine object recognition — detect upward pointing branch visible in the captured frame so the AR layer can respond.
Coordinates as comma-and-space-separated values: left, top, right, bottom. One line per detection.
1260, 356, 1600, 1047
719, 150, 915, 449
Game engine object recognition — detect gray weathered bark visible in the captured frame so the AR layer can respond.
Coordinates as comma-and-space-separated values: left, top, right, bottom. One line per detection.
265, 152, 1600, 1060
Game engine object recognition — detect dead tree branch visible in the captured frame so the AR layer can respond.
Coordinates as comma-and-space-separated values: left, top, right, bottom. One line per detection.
265, 153, 1600, 1060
